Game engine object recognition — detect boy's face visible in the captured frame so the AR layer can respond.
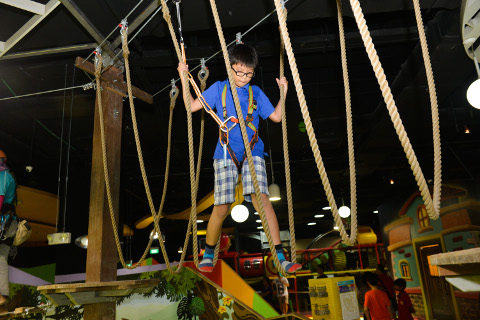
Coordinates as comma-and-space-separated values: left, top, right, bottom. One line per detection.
231, 63, 255, 88
394, 284, 402, 292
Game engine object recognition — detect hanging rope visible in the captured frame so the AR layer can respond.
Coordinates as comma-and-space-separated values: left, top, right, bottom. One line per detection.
273, 0, 357, 245
337, 0, 358, 242
347, 0, 441, 219
208, 0, 287, 276
279, 37, 297, 263
93, 48, 178, 270
160, 0, 205, 271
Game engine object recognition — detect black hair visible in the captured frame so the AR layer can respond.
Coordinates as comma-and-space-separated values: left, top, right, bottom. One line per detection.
317, 264, 325, 272
365, 272, 379, 286
377, 264, 386, 274
228, 43, 258, 69
394, 278, 407, 290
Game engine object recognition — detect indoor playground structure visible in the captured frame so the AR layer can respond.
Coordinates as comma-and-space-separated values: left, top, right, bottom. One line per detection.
2, 0, 480, 319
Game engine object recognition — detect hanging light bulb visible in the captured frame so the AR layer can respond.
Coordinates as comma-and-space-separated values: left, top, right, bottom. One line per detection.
339, 206, 351, 218
467, 54, 480, 109
268, 183, 281, 201
231, 204, 249, 223
390, 179, 395, 185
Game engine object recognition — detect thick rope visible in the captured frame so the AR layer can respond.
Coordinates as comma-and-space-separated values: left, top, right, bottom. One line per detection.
93, 51, 177, 270
348, 0, 441, 219
160, 0, 202, 270
279, 38, 297, 263
412, 0, 442, 216
337, 0, 358, 242
121, 28, 176, 271
209, 0, 287, 276
273, 1, 356, 245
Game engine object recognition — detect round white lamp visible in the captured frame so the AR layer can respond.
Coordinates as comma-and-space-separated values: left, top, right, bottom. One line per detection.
339, 205, 351, 218
268, 183, 281, 201
467, 78, 480, 109
231, 204, 249, 223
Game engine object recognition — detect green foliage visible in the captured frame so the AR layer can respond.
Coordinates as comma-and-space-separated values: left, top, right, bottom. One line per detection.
189, 296, 205, 316
140, 271, 158, 280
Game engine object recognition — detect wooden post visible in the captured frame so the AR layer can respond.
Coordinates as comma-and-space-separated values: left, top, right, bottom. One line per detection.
75, 56, 152, 319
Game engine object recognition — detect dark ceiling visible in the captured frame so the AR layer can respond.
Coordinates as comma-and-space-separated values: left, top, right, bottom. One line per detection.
1, 0, 479, 270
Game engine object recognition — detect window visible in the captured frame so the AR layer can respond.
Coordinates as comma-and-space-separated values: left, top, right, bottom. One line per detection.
417, 205, 433, 233
399, 259, 412, 280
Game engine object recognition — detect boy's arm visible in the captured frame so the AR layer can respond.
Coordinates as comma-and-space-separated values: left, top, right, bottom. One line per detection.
268, 77, 288, 123
177, 62, 203, 112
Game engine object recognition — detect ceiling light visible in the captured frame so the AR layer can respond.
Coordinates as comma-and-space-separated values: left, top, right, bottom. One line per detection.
254, 211, 259, 215
197, 220, 204, 223
339, 206, 351, 218
177, 247, 183, 253
373, 210, 378, 214
322, 206, 331, 210
256, 220, 262, 223
308, 222, 316, 226
333, 226, 339, 230
74, 235, 88, 249
257, 226, 263, 229
390, 179, 394, 185
268, 183, 281, 201
467, 54, 480, 109
231, 204, 249, 223
150, 247, 159, 254
314, 214, 325, 218
464, 126, 471, 134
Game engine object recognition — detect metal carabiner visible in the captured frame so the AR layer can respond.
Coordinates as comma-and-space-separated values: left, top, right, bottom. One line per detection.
220, 116, 237, 133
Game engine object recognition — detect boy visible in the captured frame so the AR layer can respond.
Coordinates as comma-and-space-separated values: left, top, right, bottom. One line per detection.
364, 272, 395, 320
394, 278, 415, 320
178, 43, 301, 274
273, 273, 289, 314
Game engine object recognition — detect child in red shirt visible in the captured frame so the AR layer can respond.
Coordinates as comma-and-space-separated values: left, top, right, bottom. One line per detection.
394, 278, 415, 320
364, 273, 395, 320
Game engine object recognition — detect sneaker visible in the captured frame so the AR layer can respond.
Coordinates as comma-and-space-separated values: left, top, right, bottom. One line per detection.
198, 258, 214, 273
281, 260, 302, 273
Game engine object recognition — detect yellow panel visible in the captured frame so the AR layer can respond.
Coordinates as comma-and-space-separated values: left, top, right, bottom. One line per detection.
221, 260, 253, 307
16, 185, 57, 225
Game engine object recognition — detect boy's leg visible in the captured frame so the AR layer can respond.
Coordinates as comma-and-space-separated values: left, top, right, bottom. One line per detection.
199, 204, 230, 272
200, 159, 238, 272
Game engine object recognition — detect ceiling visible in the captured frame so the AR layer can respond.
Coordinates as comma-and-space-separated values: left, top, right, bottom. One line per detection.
1, 0, 479, 269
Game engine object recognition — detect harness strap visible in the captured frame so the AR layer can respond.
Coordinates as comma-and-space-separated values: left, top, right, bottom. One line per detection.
221, 84, 258, 169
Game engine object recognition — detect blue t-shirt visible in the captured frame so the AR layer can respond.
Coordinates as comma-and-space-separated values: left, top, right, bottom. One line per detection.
202, 80, 275, 160
0, 170, 16, 204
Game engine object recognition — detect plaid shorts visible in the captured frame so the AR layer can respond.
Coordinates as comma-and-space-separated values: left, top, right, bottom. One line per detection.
213, 156, 269, 205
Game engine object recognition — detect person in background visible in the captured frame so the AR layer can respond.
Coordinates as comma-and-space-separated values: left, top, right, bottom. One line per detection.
259, 277, 273, 305
315, 264, 328, 278
0, 150, 17, 307
364, 272, 395, 320
272, 273, 289, 314
376, 264, 397, 311
394, 278, 415, 320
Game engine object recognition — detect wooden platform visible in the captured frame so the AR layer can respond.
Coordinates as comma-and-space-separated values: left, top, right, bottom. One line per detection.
37, 279, 160, 306
0, 307, 45, 319
430, 247, 480, 292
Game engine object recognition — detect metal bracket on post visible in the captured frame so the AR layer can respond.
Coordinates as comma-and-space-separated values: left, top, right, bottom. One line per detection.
281, 0, 286, 9
94, 47, 102, 68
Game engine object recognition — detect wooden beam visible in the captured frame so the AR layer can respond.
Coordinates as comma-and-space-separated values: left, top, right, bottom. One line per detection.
0, 0, 60, 58
0, 0, 45, 15
60, 0, 116, 57
75, 56, 153, 104
83, 72, 123, 319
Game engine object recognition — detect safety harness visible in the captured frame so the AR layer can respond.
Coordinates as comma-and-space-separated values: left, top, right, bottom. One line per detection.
219, 84, 259, 171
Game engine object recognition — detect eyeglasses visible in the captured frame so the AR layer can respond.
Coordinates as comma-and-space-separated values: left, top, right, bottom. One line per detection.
231, 66, 255, 78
